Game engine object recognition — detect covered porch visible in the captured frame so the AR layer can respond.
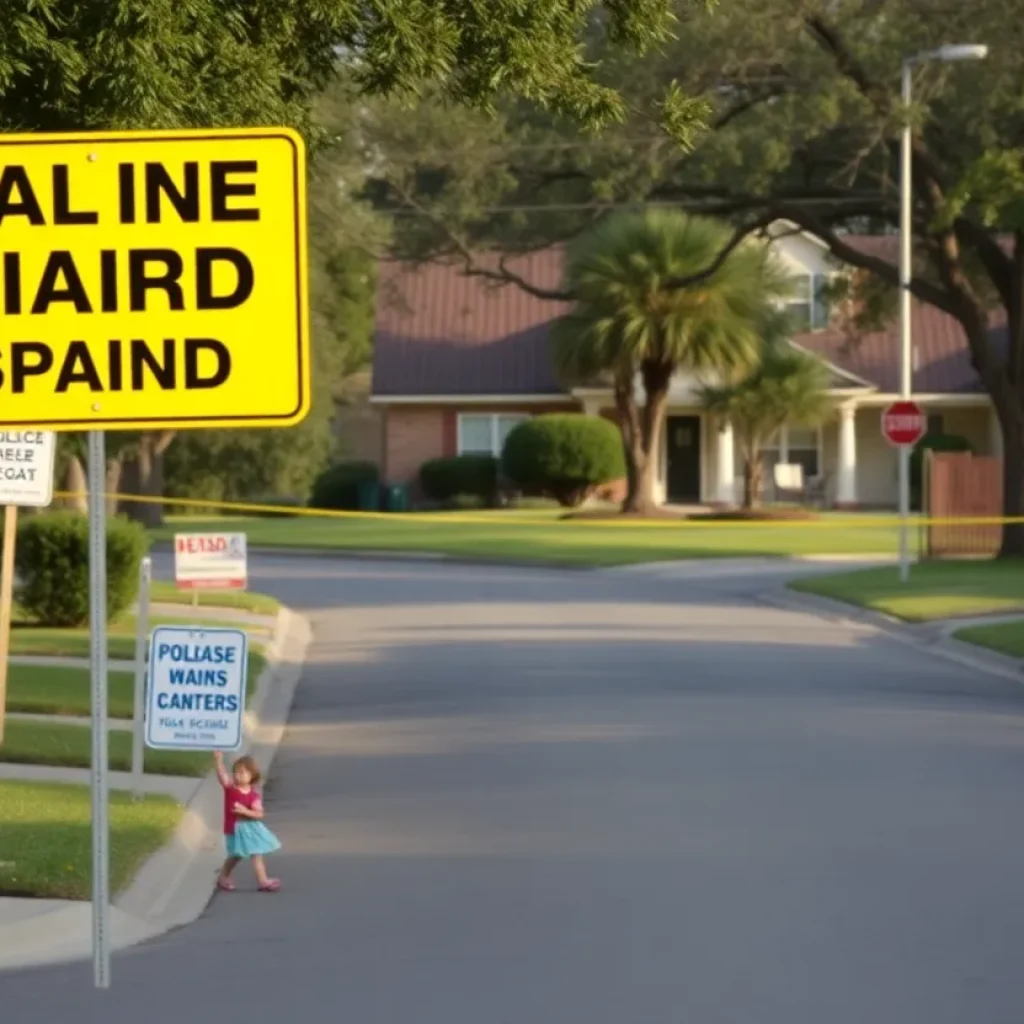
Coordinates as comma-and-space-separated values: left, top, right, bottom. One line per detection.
575, 381, 1000, 510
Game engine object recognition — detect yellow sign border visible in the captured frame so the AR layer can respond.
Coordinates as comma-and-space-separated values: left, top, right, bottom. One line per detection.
0, 126, 309, 432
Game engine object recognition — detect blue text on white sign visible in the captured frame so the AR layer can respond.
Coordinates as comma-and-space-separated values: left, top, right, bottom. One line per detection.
145, 626, 248, 751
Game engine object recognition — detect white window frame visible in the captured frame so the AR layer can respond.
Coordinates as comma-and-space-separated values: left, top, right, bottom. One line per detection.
456, 413, 529, 457
783, 272, 833, 332
763, 425, 824, 479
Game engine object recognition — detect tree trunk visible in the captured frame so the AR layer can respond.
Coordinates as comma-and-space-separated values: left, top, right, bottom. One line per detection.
105, 456, 123, 517
122, 430, 175, 527
63, 455, 88, 514
613, 373, 644, 513
630, 361, 673, 514
742, 458, 756, 510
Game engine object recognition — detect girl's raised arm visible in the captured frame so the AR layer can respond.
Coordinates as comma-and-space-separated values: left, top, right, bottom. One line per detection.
212, 751, 232, 788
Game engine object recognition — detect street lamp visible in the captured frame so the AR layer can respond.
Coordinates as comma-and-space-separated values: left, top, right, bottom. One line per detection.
897, 43, 988, 582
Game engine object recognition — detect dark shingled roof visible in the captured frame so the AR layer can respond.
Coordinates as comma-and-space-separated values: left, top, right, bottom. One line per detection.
372, 242, 998, 397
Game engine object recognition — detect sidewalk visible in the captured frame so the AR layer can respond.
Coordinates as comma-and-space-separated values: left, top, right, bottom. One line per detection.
0, 604, 313, 973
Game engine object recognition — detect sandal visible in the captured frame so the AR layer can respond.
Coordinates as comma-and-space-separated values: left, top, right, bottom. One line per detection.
216, 877, 236, 892
258, 878, 282, 892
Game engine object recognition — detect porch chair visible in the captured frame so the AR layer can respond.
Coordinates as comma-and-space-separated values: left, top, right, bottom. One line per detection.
772, 462, 805, 504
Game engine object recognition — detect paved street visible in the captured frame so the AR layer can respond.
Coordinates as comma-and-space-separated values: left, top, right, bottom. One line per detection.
7, 554, 1024, 1023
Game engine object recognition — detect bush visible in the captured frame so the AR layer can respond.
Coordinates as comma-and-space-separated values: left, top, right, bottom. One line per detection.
309, 461, 379, 510
501, 414, 626, 507
15, 512, 149, 627
447, 493, 486, 511
911, 432, 974, 510
419, 455, 498, 502
250, 496, 304, 518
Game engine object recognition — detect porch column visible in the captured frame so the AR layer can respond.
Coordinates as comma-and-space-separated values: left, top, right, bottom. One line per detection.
835, 404, 858, 507
715, 418, 735, 505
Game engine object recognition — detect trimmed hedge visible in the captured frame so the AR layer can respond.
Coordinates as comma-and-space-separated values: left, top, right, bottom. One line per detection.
419, 455, 498, 503
911, 431, 974, 510
501, 414, 626, 507
309, 461, 379, 511
15, 512, 148, 627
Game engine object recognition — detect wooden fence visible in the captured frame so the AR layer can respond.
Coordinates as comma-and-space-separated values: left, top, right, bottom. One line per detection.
925, 451, 1002, 557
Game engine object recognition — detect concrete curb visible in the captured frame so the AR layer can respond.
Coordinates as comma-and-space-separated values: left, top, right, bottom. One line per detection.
764, 585, 1024, 685
0, 604, 313, 973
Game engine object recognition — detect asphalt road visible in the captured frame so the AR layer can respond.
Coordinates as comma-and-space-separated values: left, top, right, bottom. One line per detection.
7, 554, 1024, 1023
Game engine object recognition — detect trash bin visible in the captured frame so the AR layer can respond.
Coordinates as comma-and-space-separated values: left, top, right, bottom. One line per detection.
356, 479, 380, 511
384, 484, 409, 513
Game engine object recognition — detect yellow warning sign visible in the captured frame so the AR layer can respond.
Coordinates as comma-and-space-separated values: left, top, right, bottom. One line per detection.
0, 128, 308, 431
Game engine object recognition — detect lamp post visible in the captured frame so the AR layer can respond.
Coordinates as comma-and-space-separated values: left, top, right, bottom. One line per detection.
898, 43, 988, 582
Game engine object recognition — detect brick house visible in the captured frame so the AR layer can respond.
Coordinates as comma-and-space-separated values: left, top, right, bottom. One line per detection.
371, 226, 1005, 507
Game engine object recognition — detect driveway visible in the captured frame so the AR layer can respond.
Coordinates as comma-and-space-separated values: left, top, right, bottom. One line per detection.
5, 554, 1024, 1023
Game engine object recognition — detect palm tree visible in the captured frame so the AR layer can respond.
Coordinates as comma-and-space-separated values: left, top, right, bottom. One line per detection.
551, 210, 791, 513
700, 326, 832, 509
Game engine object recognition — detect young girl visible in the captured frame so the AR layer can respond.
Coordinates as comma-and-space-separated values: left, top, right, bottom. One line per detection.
213, 751, 282, 893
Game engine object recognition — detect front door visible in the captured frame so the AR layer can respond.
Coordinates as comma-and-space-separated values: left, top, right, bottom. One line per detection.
666, 415, 702, 503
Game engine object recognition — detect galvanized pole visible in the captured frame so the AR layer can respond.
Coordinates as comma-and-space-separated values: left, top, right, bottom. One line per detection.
898, 58, 913, 584
88, 431, 110, 989
131, 556, 152, 801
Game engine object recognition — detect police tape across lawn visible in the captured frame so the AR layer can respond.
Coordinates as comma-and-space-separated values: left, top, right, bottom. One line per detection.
145, 625, 248, 752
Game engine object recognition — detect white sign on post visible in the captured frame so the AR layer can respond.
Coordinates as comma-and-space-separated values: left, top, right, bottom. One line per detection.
145, 626, 248, 751
0, 430, 56, 506
174, 532, 247, 590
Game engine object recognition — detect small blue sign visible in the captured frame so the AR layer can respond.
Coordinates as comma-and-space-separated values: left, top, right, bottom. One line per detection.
145, 625, 248, 751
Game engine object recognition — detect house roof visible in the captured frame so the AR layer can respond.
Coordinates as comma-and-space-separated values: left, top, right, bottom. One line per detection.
372, 241, 997, 398
373, 252, 570, 397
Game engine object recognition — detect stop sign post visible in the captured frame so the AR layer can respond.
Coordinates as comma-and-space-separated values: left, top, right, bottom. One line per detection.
882, 400, 926, 447
883, 399, 925, 586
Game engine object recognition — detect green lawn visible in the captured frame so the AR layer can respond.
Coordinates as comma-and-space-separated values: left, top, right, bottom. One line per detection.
11, 614, 271, 660
4, 652, 266, 718
151, 512, 922, 566
149, 581, 280, 615
0, 719, 210, 776
789, 560, 1024, 622
953, 620, 1024, 658
0, 781, 181, 899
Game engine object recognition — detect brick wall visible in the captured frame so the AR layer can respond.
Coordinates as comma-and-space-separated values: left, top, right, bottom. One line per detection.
383, 406, 446, 485
383, 401, 632, 505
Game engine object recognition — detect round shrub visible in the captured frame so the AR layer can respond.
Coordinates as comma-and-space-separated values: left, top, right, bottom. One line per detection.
502, 414, 626, 507
419, 455, 498, 502
309, 461, 379, 510
15, 512, 149, 627
911, 432, 974, 510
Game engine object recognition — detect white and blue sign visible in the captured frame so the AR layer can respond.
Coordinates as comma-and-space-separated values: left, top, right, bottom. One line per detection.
145, 626, 249, 751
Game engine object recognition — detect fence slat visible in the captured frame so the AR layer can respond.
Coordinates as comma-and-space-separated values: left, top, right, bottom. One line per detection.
926, 452, 1002, 557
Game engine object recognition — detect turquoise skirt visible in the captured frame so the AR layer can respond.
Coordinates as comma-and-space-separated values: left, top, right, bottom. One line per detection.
226, 821, 281, 859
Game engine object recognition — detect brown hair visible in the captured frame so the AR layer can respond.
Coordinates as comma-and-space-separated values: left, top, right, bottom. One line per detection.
232, 755, 262, 785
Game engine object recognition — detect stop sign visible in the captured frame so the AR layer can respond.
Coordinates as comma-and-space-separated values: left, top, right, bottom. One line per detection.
882, 400, 925, 447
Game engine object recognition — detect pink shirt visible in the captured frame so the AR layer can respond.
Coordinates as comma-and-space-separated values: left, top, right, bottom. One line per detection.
223, 786, 260, 835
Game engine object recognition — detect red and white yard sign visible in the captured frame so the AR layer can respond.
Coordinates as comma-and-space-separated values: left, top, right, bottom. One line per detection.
881, 400, 926, 447
174, 532, 247, 590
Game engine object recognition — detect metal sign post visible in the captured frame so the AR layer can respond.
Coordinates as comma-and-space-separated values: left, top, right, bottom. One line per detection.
87, 431, 110, 989
0, 128, 308, 989
131, 556, 152, 801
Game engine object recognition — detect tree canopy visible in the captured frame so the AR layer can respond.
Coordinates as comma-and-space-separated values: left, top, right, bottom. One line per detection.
368, 0, 1024, 552
2, 0, 712, 515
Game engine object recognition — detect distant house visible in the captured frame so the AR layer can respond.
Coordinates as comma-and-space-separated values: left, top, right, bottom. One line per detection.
370, 224, 1004, 507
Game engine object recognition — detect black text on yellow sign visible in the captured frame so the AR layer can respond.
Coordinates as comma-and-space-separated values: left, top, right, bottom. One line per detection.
0, 128, 308, 431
